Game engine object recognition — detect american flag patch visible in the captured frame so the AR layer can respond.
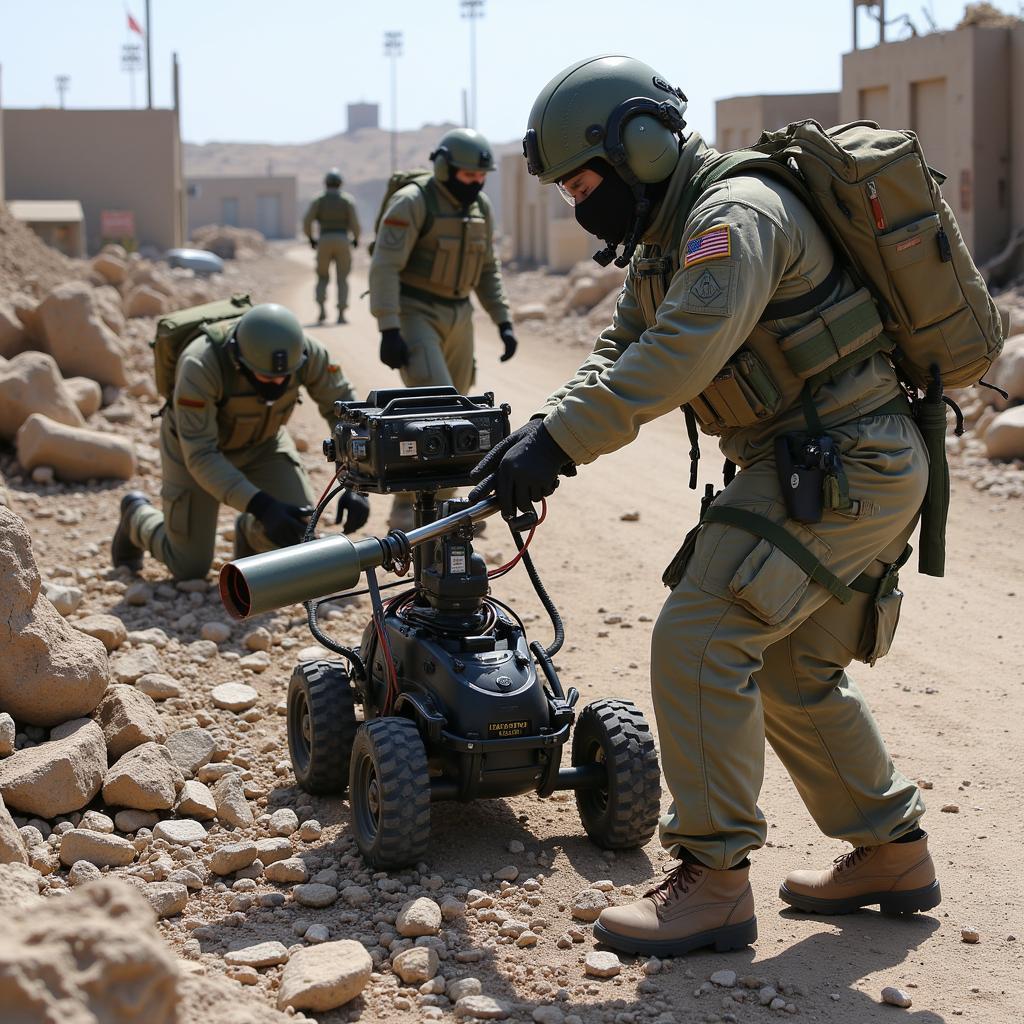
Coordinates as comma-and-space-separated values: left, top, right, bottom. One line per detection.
683, 225, 731, 269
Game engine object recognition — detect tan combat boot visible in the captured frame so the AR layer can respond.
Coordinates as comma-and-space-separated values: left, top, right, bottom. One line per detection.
593, 859, 757, 957
779, 832, 940, 915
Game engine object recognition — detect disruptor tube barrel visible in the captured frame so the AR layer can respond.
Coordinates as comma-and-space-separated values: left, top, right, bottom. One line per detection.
219, 535, 385, 619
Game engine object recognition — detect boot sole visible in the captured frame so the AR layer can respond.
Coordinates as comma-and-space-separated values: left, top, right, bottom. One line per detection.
778, 879, 941, 916
111, 497, 147, 571
592, 916, 757, 958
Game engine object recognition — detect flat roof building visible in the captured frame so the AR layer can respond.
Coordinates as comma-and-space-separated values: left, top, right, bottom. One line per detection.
7, 199, 85, 257
715, 93, 840, 152
186, 176, 297, 239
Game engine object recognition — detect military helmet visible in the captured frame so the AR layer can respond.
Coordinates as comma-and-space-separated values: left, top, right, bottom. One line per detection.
233, 304, 307, 376
324, 168, 343, 188
429, 128, 496, 182
523, 55, 687, 186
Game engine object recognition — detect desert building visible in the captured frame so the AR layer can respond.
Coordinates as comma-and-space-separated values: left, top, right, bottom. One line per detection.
347, 103, 380, 134
186, 176, 297, 239
715, 93, 840, 152
2, 106, 184, 254
6, 199, 85, 257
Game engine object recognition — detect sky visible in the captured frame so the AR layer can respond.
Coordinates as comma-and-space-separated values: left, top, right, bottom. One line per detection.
0, 0, 1014, 147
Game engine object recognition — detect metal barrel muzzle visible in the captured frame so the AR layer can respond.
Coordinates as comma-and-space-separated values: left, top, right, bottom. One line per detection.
219, 535, 385, 619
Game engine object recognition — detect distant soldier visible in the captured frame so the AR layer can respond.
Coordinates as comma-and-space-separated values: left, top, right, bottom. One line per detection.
369, 128, 517, 528
304, 168, 361, 324
111, 302, 369, 580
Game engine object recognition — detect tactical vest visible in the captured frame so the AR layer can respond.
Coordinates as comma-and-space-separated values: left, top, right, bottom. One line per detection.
399, 181, 492, 301
314, 191, 353, 233
193, 320, 304, 452
632, 176, 887, 439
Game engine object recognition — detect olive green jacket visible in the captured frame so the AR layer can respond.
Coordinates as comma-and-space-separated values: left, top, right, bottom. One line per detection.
169, 332, 355, 511
368, 180, 511, 332
541, 132, 900, 468
303, 189, 360, 242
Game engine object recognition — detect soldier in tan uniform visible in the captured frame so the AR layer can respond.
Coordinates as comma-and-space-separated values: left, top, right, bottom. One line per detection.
303, 168, 361, 324
472, 57, 940, 957
369, 128, 517, 527
111, 303, 368, 580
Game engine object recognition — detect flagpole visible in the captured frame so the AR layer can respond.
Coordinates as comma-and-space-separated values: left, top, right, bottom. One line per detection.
145, 0, 152, 109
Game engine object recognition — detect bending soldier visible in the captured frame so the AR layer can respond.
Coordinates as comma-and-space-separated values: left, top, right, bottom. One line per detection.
112, 302, 369, 580
473, 56, 940, 957
369, 128, 518, 528
304, 168, 360, 324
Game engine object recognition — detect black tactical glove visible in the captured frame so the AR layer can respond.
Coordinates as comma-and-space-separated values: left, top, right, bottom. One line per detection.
309, 237, 317, 250
498, 321, 518, 363
380, 328, 410, 370
469, 418, 575, 517
247, 491, 312, 547
335, 489, 370, 534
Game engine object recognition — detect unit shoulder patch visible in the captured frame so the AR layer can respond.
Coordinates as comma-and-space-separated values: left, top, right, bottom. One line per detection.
681, 263, 734, 317
176, 396, 206, 409
683, 224, 731, 269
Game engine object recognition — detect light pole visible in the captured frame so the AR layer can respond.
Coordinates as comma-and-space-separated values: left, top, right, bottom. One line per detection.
55, 75, 70, 108
384, 31, 403, 175
460, 0, 484, 129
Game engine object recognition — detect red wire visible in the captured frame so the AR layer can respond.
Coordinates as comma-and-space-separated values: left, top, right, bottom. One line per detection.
487, 499, 547, 578
315, 467, 341, 508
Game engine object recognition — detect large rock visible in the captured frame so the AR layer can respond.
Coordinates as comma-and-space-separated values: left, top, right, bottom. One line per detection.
91, 285, 127, 337
58, 827, 137, 868
984, 405, 1024, 459
0, 302, 28, 359
36, 281, 128, 387
0, 351, 85, 440
0, 507, 109, 726
211, 772, 254, 827
16, 413, 136, 482
102, 742, 182, 811
0, 718, 106, 817
176, 779, 217, 819
396, 896, 443, 937
64, 375, 104, 418
277, 940, 372, 1012
0, 879, 179, 1022
0, 794, 29, 865
124, 285, 167, 318
0, 862, 44, 911
91, 252, 129, 286
94, 684, 167, 759
165, 726, 216, 777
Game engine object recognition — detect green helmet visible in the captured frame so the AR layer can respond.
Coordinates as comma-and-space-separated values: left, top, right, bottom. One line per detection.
233, 304, 307, 376
429, 128, 496, 183
324, 168, 342, 188
523, 55, 687, 186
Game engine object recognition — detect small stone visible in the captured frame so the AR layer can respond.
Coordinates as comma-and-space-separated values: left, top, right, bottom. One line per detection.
134, 674, 183, 701
643, 957, 662, 976
226, 966, 260, 986
210, 682, 259, 712
440, 896, 465, 920
165, 727, 216, 777
176, 779, 217, 820
124, 581, 151, 606
239, 652, 271, 673
620, 511, 640, 521
961, 927, 981, 943
293, 883, 338, 908
72, 613, 127, 652
770, 997, 787, 1011
299, 819, 322, 841
508, 840, 525, 854
515, 930, 538, 947
941, 804, 960, 813
448, 977, 482, 1002
211, 772, 254, 828
710, 970, 737, 988
114, 809, 158, 833
58, 828, 136, 868
494, 864, 519, 881
143, 880, 188, 918
79, 810, 115, 834
269, 807, 299, 836
225, 940, 290, 968
152, 819, 207, 845
0, 713, 14, 757
584, 951, 622, 978
210, 840, 258, 875
42, 581, 84, 616
67, 859, 102, 886
881, 986, 913, 1008
397, 896, 443, 936
533, 1007, 565, 1024
304, 923, 330, 943
256, 836, 293, 864
243, 627, 272, 652
571, 889, 609, 922
277, 940, 372, 1011
200, 622, 231, 644
392, 945, 439, 983
265, 858, 309, 884
454, 994, 511, 1019
759, 985, 779, 1005
109, 644, 162, 683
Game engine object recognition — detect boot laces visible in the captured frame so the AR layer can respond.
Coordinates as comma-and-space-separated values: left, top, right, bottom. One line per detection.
834, 846, 870, 873
645, 860, 703, 906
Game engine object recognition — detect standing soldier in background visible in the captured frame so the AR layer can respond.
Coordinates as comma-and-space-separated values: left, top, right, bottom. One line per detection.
369, 128, 518, 529
304, 168, 360, 324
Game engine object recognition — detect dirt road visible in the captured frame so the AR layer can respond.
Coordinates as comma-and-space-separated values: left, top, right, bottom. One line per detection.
264, 243, 1023, 1022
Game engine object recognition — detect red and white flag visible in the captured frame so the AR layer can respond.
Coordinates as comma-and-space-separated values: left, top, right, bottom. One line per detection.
127, 11, 144, 36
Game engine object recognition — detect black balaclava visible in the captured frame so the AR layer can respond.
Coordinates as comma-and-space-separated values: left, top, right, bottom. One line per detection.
240, 363, 290, 403
446, 176, 484, 206
572, 159, 635, 246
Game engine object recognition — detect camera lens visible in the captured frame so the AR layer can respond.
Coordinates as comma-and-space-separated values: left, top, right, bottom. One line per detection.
423, 435, 443, 455
452, 426, 479, 453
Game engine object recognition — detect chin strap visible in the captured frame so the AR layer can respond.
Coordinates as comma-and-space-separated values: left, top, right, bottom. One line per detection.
592, 184, 651, 268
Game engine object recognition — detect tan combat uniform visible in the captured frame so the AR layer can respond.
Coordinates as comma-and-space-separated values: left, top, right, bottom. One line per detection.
129, 324, 356, 580
369, 178, 511, 393
304, 190, 361, 316
541, 132, 927, 869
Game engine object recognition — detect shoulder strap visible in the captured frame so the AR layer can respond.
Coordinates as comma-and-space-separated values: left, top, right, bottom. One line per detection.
418, 178, 438, 237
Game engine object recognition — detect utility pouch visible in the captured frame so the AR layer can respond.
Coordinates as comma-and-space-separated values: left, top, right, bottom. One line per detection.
851, 546, 910, 665
775, 435, 823, 524
690, 349, 781, 431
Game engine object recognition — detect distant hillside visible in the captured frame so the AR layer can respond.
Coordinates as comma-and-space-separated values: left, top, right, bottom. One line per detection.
184, 124, 520, 234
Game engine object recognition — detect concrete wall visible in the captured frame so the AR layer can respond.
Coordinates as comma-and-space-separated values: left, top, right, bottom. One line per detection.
499, 151, 590, 273
2, 108, 183, 253
186, 176, 297, 239
842, 26, 1020, 265
715, 93, 840, 151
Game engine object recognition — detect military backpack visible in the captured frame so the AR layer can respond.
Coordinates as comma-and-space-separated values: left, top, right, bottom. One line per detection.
151, 293, 252, 400
682, 119, 1004, 393
368, 171, 438, 255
